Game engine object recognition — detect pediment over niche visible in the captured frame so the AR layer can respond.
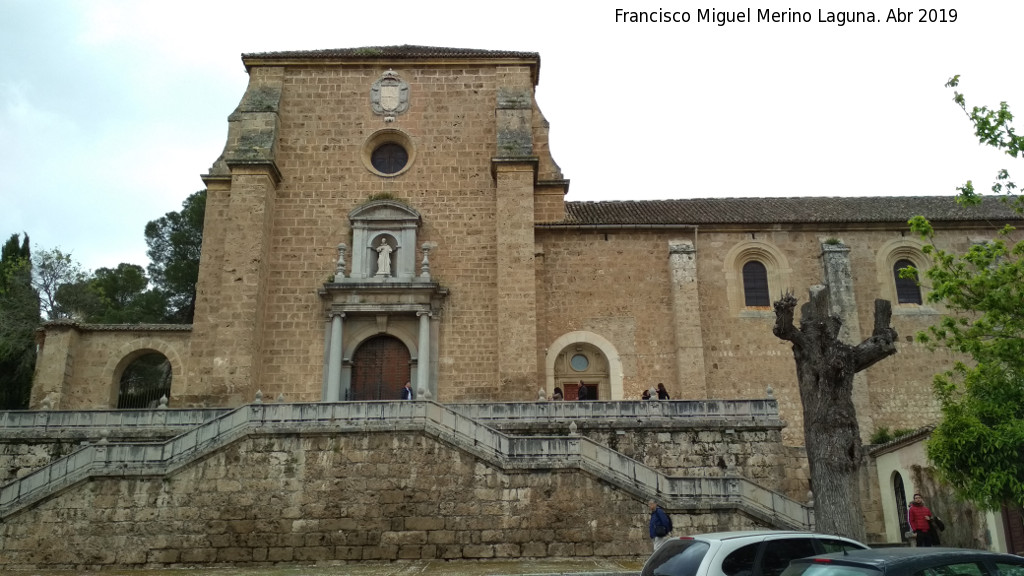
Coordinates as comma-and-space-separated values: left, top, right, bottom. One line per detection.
349, 200, 421, 224
343, 200, 424, 282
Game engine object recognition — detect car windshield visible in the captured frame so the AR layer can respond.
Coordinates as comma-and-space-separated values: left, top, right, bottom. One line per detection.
642, 539, 711, 576
782, 561, 882, 576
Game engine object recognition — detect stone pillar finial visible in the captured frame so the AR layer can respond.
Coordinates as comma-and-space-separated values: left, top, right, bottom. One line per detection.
538, 388, 547, 401
420, 242, 434, 280
336, 243, 348, 279
277, 393, 285, 403
569, 421, 578, 435
765, 386, 774, 398
158, 395, 168, 409
254, 390, 263, 404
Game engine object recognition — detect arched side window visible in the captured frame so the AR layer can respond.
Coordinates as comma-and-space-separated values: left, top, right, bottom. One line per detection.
876, 239, 932, 312
723, 240, 791, 316
893, 259, 922, 304
742, 261, 770, 307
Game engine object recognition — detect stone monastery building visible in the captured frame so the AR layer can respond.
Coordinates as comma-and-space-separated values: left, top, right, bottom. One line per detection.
6, 46, 1023, 567
32, 45, 1014, 433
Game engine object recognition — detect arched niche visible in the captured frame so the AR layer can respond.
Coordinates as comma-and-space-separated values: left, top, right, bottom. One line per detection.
347, 200, 421, 281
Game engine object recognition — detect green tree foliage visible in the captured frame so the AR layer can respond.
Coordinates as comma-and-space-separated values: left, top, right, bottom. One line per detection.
868, 426, 918, 445
53, 276, 105, 321
87, 264, 168, 324
52, 263, 168, 324
908, 76, 1024, 510
0, 233, 39, 409
144, 190, 205, 323
33, 248, 87, 320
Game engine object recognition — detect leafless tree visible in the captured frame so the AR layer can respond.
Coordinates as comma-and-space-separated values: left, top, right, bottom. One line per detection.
773, 285, 898, 540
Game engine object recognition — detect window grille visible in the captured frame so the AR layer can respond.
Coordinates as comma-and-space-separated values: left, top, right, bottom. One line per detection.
742, 261, 770, 307
893, 259, 922, 304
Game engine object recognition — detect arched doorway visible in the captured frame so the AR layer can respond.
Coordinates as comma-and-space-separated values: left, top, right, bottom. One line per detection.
117, 352, 171, 409
553, 342, 609, 400
893, 472, 910, 537
350, 335, 411, 400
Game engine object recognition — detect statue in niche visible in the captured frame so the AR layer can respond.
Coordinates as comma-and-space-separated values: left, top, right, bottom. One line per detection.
375, 238, 393, 276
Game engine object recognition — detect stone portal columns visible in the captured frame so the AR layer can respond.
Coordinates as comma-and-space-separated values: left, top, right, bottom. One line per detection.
326, 312, 345, 401
417, 311, 432, 399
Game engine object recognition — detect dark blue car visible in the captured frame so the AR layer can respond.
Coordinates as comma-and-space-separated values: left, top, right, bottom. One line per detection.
781, 547, 1024, 576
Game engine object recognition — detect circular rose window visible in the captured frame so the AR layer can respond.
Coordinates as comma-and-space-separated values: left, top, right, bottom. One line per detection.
371, 143, 408, 174
362, 129, 416, 177
570, 354, 589, 372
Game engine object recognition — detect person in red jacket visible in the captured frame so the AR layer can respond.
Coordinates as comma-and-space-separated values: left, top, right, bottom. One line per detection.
908, 493, 933, 547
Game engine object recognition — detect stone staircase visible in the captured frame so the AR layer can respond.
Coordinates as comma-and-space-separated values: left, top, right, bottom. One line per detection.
0, 401, 812, 528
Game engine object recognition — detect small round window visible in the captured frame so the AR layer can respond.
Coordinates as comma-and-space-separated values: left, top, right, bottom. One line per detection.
570, 354, 589, 372
362, 129, 415, 177
371, 143, 408, 174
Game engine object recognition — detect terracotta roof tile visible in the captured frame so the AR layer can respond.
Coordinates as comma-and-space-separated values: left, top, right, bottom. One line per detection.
549, 196, 1022, 226
242, 45, 539, 61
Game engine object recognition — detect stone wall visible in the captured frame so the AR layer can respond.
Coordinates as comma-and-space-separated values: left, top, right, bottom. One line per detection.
489, 418, 796, 498
0, 439, 83, 486
0, 431, 764, 569
30, 324, 192, 411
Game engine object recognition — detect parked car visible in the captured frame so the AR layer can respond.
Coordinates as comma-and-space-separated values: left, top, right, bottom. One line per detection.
780, 547, 1024, 576
642, 530, 870, 576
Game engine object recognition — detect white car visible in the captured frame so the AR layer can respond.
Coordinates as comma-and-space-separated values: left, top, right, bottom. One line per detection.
641, 530, 870, 576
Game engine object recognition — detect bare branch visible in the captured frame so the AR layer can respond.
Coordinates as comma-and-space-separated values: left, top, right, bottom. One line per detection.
853, 299, 898, 371
773, 290, 805, 347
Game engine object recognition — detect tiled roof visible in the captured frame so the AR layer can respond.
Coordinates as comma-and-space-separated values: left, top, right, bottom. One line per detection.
242, 45, 539, 61
40, 320, 192, 332
551, 196, 1023, 226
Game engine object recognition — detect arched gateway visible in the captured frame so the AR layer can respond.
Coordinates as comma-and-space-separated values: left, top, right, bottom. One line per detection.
349, 335, 411, 400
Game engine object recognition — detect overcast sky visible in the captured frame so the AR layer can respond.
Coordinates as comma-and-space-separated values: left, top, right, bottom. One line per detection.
2, 0, 1022, 273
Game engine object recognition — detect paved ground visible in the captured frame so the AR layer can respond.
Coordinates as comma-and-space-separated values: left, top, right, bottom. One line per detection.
19, 558, 645, 576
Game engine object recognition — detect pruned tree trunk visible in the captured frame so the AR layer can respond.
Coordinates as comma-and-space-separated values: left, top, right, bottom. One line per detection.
773, 285, 898, 540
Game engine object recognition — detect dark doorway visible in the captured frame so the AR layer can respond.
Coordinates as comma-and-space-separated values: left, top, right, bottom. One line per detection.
894, 472, 910, 538
350, 335, 411, 400
1003, 504, 1024, 554
567, 381, 597, 400
117, 352, 171, 409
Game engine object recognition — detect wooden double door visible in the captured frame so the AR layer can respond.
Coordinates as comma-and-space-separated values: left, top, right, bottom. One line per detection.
349, 335, 411, 401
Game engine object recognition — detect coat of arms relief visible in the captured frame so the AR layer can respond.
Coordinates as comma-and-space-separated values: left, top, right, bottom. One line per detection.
370, 70, 409, 122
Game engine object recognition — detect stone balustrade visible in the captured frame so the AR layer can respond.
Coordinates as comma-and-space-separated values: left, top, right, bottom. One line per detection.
1, 400, 808, 530
0, 408, 228, 439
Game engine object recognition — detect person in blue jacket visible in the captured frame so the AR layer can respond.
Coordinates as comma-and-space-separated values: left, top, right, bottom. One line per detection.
648, 499, 672, 551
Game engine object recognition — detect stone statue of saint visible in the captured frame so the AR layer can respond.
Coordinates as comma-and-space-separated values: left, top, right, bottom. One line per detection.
375, 238, 393, 276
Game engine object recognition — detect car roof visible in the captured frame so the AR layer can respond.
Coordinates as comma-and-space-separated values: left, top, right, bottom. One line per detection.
687, 530, 859, 542
790, 547, 1023, 570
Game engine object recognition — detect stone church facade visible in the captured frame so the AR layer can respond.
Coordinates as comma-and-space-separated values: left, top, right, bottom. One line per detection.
31, 46, 1018, 441
8, 46, 1022, 566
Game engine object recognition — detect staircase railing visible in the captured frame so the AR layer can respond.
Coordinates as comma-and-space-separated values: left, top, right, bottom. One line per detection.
1, 401, 810, 529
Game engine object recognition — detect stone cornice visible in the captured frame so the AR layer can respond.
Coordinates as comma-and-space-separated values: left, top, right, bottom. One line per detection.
38, 321, 192, 333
